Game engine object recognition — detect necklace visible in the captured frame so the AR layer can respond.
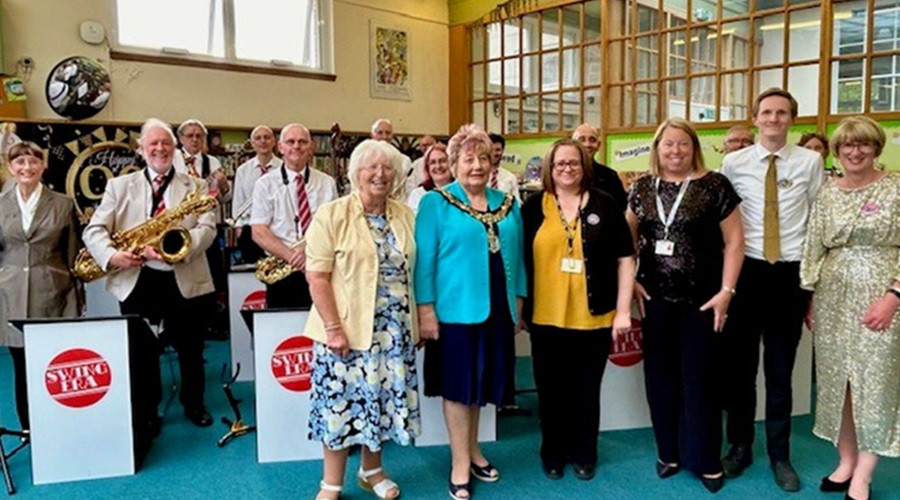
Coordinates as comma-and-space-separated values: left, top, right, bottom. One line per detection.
436, 188, 515, 253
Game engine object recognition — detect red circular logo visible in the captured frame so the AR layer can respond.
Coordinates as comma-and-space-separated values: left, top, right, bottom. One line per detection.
609, 318, 643, 367
242, 290, 267, 310
271, 336, 314, 392
45, 348, 112, 408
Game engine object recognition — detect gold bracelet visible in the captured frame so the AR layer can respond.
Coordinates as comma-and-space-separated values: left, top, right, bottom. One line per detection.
324, 322, 342, 331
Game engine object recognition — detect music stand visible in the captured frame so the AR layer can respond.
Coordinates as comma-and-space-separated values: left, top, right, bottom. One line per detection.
0, 420, 28, 495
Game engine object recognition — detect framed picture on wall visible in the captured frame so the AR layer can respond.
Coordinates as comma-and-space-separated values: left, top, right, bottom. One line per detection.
370, 21, 410, 101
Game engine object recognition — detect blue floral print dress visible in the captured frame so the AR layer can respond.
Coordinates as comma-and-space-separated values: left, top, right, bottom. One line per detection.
307, 214, 421, 451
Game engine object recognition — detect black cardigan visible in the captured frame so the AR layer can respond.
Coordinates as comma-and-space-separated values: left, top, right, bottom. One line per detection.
522, 188, 634, 324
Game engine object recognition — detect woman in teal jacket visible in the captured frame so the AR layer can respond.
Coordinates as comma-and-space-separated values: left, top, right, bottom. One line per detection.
415, 124, 526, 500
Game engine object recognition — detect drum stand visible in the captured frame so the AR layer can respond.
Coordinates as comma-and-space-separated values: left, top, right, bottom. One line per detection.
217, 364, 255, 447
0, 426, 29, 495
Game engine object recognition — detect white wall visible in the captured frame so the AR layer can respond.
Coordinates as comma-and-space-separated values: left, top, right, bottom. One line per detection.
0, 0, 449, 134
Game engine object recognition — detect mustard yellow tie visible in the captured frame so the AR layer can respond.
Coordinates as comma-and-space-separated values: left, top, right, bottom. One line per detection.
763, 154, 780, 263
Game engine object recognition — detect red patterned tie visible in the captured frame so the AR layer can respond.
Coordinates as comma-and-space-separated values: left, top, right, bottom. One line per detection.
296, 175, 312, 234
186, 156, 199, 177
490, 169, 499, 189
152, 175, 167, 216
259, 163, 270, 175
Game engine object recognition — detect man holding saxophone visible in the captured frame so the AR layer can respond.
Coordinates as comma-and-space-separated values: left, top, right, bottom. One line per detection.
83, 118, 217, 430
251, 123, 337, 308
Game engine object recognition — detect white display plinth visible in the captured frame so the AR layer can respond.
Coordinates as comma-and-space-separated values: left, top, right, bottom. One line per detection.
229, 270, 266, 381
253, 309, 322, 463
23, 317, 135, 485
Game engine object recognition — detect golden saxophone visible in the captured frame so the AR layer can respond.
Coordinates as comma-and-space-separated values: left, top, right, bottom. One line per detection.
73, 187, 219, 282
255, 237, 306, 285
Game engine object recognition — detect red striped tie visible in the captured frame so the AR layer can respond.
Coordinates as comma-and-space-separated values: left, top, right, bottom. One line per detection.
185, 156, 199, 177
490, 169, 499, 189
296, 175, 312, 234
259, 163, 270, 174
152, 175, 167, 216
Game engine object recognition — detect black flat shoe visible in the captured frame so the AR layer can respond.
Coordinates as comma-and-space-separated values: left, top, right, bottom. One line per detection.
656, 460, 680, 479
701, 474, 724, 493
184, 406, 213, 427
470, 461, 499, 482
449, 479, 471, 500
821, 475, 852, 493
572, 462, 596, 481
722, 444, 752, 478
541, 461, 564, 480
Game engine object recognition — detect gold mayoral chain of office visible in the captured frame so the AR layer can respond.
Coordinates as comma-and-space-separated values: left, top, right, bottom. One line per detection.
436, 188, 515, 254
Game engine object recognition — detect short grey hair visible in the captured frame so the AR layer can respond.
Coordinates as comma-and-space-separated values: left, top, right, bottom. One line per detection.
371, 118, 392, 135
251, 124, 274, 137
140, 118, 177, 146
279, 123, 309, 143
177, 118, 208, 137
347, 139, 405, 193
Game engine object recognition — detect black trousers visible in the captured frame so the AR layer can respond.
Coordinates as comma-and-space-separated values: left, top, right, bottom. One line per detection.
722, 258, 807, 462
119, 268, 209, 413
265, 271, 312, 309
237, 226, 265, 264
8, 347, 29, 430
643, 298, 722, 475
530, 324, 611, 466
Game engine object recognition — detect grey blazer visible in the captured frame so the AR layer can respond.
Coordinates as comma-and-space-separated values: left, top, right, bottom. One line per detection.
0, 186, 83, 347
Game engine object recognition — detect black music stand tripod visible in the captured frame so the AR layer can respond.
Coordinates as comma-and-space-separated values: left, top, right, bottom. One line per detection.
0, 423, 29, 495
217, 363, 255, 447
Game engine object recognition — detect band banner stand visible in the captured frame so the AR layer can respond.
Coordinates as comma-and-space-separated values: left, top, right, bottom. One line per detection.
217, 363, 255, 447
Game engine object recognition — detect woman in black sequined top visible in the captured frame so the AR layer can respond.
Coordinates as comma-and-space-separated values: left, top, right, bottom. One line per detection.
625, 117, 744, 493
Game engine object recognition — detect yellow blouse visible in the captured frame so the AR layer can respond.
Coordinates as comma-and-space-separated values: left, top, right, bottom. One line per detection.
532, 192, 615, 330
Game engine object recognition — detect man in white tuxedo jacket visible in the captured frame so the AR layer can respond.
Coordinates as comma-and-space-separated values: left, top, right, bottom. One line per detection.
83, 118, 217, 432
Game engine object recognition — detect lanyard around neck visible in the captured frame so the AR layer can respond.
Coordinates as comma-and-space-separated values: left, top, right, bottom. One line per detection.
554, 192, 583, 257
654, 174, 692, 239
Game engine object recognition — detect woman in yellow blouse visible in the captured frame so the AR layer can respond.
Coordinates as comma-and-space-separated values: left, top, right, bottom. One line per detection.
521, 139, 635, 480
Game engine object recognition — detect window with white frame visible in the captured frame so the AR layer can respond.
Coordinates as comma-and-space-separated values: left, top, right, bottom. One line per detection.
114, 0, 332, 73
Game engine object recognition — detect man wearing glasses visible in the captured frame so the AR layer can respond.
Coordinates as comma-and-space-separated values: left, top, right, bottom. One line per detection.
723, 125, 755, 154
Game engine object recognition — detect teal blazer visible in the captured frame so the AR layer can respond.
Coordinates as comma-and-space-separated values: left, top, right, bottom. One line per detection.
414, 181, 527, 324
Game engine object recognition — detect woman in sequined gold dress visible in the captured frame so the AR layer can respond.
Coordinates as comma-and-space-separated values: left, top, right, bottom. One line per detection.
801, 116, 900, 500
305, 140, 420, 500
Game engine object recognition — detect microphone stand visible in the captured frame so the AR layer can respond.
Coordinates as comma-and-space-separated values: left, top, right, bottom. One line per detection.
217, 363, 255, 447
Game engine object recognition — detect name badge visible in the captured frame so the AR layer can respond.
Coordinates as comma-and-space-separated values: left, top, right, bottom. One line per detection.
655, 240, 675, 256
561, 257, 584, 274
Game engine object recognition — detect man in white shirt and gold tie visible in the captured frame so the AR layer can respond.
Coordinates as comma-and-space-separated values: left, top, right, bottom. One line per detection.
719, 88, 824, 492
232, 125, 282, 263
251, 123, 337, 308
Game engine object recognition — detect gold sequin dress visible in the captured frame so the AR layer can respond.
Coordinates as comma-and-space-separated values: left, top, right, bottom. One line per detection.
800, 173, 900, 456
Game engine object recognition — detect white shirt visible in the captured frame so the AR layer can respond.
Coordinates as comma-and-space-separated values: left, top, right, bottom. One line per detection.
405, 186, 428, 215
15, 182, 43, 233
391, 153, 414, 200
173, 148, 231, 222
249, 166, 338, 246
403, 157, 426, 195
232, 155, 283, 226
143, 168, 176, 271
721, 143, 824, 262
492, 166, 521, 201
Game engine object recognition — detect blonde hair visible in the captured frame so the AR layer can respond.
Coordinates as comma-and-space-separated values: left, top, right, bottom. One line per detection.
649, 117, 707, 177
447, 124, 491, 174
830, 116, 885, 158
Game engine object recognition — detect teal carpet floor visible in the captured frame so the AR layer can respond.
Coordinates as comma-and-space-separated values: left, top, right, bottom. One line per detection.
1, 341, 898, 499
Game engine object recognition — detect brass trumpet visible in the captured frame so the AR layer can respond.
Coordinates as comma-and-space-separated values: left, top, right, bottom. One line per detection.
73, 187, 219, 282
255, 237, 305, 285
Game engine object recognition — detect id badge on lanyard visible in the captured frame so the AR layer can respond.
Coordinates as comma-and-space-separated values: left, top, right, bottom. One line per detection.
654, 175, 691, 256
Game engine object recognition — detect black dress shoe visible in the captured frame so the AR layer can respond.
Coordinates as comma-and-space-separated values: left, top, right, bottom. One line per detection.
656, 460, 680, 479
701, 475, 724, 493
722, 444, 753, 478
542, 461, 564, 480
821, 475, 852, 493
185, 406, 213, 427
572, 462, 596, 481
772, 460, 800, 492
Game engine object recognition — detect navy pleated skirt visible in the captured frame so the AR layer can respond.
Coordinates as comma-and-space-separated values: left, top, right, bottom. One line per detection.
423, 251, 514, 406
